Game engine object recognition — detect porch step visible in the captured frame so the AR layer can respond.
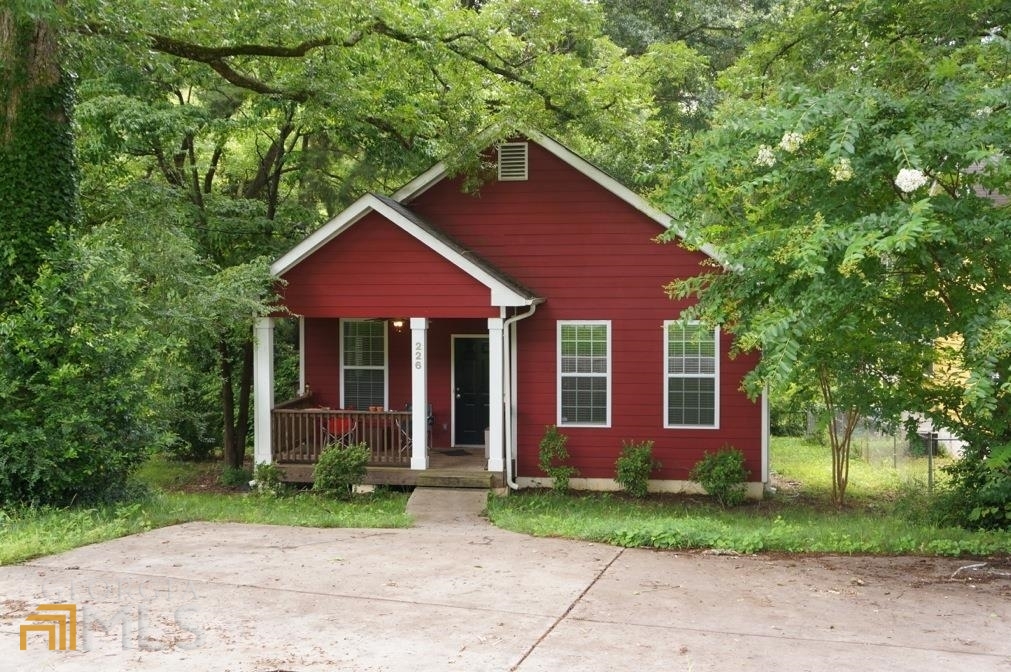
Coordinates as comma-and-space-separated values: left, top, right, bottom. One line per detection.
416, 470, 495, 489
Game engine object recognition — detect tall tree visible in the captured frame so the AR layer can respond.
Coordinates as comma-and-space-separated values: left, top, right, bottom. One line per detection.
667, 0, 1011, 507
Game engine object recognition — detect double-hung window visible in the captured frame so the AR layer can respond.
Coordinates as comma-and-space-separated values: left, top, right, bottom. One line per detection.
558, 321, 611, 427
665, 321, 719, 428
341, 319, 387, 410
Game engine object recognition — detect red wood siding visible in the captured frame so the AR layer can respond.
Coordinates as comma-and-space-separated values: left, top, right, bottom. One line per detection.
304, 318, 341, 408
407, 142, 764, 481
280, 212, 497, 319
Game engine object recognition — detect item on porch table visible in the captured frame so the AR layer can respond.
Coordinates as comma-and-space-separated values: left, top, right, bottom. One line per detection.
324, 416, 356, 445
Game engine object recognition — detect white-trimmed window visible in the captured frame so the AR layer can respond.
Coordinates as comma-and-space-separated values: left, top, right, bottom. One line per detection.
558, 321, 611, 427
664, 321, 719, 428
341, 319, 388, 410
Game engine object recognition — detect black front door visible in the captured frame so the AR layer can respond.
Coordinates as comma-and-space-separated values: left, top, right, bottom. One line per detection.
454, 337, 489, 445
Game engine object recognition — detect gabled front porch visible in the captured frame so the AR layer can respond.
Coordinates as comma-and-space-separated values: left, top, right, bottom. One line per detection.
251, 192, 543, 489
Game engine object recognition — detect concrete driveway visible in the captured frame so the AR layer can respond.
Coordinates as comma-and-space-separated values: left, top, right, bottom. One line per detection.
1, 489, 1009, 671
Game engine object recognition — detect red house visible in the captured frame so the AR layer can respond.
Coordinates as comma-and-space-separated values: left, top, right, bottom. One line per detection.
252, 132, 768, 494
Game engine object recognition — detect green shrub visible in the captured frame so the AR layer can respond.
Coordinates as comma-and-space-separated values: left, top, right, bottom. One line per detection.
313, 441, 369, 499
252, 462, 288, 497
0, 238, 165, 506
219, 466, 252, 487
538, 425, 577, 493
690, 447, 750, 507
935, 443, 1011, 530
615, 440, 659, 498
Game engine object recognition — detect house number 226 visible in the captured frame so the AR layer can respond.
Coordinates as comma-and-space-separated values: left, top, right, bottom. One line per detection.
414, 343, 423, 370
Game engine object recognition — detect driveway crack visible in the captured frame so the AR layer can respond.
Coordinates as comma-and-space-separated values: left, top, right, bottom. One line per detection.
510, 547, 625, 671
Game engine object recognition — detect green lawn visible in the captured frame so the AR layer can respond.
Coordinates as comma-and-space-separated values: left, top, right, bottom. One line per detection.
488, 437, 1011, 557
4, 439, 1009, 565
0, 454, 411, 566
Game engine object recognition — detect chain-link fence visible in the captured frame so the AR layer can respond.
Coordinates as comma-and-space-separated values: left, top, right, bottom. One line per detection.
847, 417, 963, 490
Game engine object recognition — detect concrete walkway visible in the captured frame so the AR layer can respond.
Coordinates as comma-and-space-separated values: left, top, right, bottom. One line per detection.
1, 490, 1009, 671
405, 487, 490, 527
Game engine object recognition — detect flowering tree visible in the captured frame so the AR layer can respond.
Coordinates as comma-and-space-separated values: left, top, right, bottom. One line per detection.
666, 0, 1010, 508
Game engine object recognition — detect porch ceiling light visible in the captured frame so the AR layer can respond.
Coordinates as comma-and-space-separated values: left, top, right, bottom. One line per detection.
391, 319, 405, 333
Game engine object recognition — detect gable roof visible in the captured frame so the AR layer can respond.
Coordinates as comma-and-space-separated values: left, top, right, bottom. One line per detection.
271, 193, 542, 308
392, 130, 721, 261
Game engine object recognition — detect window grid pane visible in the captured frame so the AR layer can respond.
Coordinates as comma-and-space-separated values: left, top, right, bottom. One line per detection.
561, 377, 608, 425
344, 369, 385, 411
343, 320, 385, 368
667, 378, 715, 426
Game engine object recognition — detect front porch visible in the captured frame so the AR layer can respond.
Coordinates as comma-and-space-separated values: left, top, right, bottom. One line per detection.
268, 395, 502, 487
253, 315, 511, 477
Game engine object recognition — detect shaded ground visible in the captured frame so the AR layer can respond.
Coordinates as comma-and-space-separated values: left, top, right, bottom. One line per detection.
1, 491, 1008, 671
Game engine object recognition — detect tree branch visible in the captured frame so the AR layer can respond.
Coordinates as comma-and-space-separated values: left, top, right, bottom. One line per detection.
146, 31, 370, 61
97, 17, 573, 119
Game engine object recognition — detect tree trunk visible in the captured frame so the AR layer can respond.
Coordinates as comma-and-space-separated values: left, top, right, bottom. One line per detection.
219, 339, 241, 469
818, 366, 860, 506
235, 339, 254, 459
0, 3, 78, 310
218, 337, 255, 470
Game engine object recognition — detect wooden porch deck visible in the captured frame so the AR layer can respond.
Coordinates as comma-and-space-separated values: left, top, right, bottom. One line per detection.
271, 396, 500, 488
277, 447, 502, 488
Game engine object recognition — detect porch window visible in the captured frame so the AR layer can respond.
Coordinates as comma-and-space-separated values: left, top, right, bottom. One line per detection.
557, 321, 610, 427
664, 321, 719, 428
341, 319, 387, 410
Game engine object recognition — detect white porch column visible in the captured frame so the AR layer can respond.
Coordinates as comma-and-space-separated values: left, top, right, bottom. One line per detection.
410, 317, 429, 470
253, 316, 275, 465
487, 317, 505, 472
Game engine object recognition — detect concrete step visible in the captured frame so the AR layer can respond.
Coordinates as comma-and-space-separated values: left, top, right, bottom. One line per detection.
415, 470, 494, 489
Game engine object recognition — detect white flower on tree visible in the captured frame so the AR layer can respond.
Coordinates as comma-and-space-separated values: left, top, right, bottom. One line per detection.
779, 131, 804, 153
830, 157, 854, 182
894, 168, 928, 192
755, 144, 776, 167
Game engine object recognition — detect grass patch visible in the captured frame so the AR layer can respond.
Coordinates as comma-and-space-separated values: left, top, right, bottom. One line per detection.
487, 437, 1011, 557
0, 454, 411, 566
770, 436, 952, 502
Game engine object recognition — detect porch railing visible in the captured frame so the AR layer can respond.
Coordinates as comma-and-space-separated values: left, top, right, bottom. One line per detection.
271, 405, 412, 467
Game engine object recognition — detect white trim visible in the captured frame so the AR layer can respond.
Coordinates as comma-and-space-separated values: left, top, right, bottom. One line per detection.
391, 162, 447, 202
271, 193, 534, 307
253, 317, 275, 465
298, 316, 306, 395
514, 476, 765, 499
487, 320, 505, 472
556, 320, 612, 428
340, 318, 389, 411
450, 334, 491, 448
761, 385, 770, 484
410, 317, 429, 470
391, 130, 722, 263
663, 321, 720, 429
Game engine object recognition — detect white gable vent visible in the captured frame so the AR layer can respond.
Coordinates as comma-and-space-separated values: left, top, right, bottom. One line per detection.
497, 142, 529, 181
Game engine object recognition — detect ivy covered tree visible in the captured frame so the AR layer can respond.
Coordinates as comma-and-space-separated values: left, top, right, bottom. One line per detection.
0, 0, 78, 312
667, 0, 1011, 510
